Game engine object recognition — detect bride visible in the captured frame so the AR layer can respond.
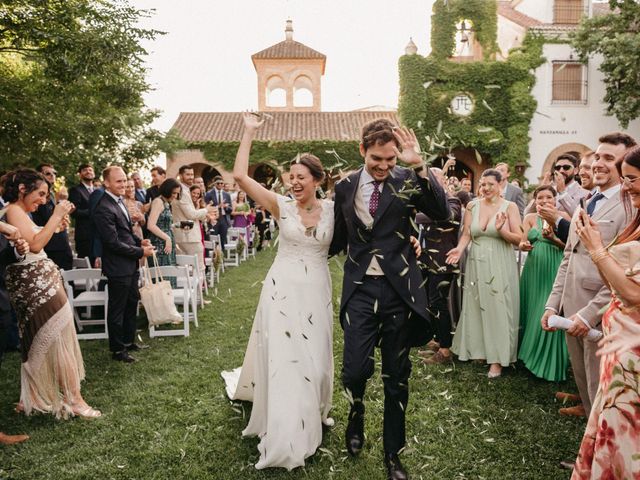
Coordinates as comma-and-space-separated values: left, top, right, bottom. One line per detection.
221, 112, 335, 470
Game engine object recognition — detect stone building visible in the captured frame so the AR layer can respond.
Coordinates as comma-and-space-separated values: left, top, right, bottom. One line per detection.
167, 21, 398, 188
497, 0, 640, 183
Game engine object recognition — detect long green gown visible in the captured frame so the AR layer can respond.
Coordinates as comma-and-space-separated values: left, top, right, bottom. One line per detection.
451, 199, 520, 367
518, 217, 568, 381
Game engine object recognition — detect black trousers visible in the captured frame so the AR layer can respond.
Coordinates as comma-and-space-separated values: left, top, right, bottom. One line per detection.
341, 275, 412, 455
427, 272, 455, 349
75, 238, 91, 260
106, 273, 140, 353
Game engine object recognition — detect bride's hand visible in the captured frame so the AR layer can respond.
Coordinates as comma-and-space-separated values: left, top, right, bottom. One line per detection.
446, 246, 462, 265
242, 111, 265, 130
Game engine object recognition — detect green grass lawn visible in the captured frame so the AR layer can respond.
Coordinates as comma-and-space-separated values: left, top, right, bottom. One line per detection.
0, 247, 585, 479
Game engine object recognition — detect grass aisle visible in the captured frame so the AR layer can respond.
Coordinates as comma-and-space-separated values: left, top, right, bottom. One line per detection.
0, 247, 584, 479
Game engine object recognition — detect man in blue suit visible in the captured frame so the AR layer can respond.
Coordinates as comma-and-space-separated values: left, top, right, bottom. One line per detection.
205, 176, 232, 248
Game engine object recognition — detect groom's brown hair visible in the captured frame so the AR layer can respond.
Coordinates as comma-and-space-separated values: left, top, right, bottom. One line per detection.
360, 119, 400, 152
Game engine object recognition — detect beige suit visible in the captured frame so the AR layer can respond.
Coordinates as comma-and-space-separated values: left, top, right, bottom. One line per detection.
545, 191, 630, 414
172, 183, 208, 266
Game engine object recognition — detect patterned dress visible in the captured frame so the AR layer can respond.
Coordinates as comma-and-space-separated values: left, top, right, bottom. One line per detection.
5, 247, 85, 418
148, 199, 176, 287
572, 239, 640, 479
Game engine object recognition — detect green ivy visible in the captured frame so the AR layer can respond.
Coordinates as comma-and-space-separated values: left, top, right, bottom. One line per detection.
431, 0, 498, 60
187, 140, 364, 172
399, 28, 545, 175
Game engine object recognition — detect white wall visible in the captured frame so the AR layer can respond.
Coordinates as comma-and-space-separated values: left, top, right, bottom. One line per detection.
513, 0, 554, 23
525, 42, 640, 183
496, 16, 526, 60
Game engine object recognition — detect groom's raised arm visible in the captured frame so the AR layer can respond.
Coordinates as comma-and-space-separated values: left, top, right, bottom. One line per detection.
412, 168, 450, 221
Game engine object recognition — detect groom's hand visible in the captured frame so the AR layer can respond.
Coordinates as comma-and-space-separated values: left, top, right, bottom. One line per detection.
409, 236, 422, 258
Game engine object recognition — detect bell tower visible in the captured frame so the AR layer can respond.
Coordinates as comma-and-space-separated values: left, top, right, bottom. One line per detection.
251, 20, 326, 112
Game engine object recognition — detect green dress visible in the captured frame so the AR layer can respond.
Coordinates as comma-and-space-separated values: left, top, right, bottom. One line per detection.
451, 200, 520, 367
518, 217, 568, 381
148, 199, 176, 286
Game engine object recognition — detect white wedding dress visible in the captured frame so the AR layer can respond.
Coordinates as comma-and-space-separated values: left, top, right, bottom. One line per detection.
221, 194, 335, 470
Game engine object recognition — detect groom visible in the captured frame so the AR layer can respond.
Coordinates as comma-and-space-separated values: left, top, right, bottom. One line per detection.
330, 119, 449, 480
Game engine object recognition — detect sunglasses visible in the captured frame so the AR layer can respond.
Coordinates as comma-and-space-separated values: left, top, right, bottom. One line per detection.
44, 171, 57, 176
554, 164, 573, 171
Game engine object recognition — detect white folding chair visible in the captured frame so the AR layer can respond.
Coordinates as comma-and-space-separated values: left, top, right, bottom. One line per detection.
203, 240, 217, 287
143, 265, 193, 338
224, 228, 241, 267
176, 254, 205, 310
61, 269, 109, 340
247, 227, 257, 259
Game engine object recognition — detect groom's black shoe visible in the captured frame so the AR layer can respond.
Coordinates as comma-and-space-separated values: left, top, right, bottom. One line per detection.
384, 453, 408, 480
345, 403, 365, 456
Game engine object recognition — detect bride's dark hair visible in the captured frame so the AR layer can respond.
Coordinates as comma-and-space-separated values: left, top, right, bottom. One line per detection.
1, 168, 48, 203
290, 153, 325, 182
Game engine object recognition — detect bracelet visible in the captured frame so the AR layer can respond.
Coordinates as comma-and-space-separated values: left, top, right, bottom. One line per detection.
590, 248, 609, 264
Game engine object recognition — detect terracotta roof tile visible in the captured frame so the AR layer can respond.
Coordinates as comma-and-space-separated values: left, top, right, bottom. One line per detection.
172, 111, 400, 143
252, 40, 326, 61
497, 1, 543, 27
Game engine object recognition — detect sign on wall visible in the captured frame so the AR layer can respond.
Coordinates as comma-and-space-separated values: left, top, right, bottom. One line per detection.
451, 94, 474, 117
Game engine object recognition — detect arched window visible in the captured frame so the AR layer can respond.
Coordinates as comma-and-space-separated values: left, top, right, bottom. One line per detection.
266, 75, 286, 107
293, 74, 314, 107
293, 88, 313, 107
267, 88, 286, 107
453, 19, 474, 57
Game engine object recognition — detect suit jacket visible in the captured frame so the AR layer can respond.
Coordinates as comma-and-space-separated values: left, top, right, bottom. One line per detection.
205, 188, 232, 223
416, 195, 462, 274
89, 188, 106, 260
172, 183, 208, 244
0, 234, 19, 314
68, 183, 92, 241
557, 180, 589, 217
32, 195, 72, 254
546, 192, 631, 327
93, 193, 143, 277
502, 183, 525, 218
330, 166, 450, 346
135, 189, 146, 204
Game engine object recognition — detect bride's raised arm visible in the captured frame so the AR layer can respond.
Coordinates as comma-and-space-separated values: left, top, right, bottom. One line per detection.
233, 112, 279, 219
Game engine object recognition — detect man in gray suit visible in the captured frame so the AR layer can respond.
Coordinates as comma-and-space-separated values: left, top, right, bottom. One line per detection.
495, 162, 525, 217
541, 132, 636, 418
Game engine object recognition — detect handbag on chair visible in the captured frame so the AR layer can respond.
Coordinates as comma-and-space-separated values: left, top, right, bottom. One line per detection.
140, 253, 182, 326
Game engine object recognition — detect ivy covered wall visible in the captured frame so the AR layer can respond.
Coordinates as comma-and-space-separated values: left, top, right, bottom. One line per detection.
399, 0, 545, 174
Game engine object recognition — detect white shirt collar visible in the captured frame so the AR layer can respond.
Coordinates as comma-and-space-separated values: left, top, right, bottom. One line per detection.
360, 167, 383, 187
597, 183, 621, 199
105, 190, 123, 203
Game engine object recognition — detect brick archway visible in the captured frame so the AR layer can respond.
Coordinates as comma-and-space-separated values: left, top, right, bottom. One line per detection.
433, 147, 486, 190
540, 142, 591, 181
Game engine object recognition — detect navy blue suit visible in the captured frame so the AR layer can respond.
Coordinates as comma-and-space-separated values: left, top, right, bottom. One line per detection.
94, 193, 143, 353
205, 188, 232, 247
330, 166, 449, 455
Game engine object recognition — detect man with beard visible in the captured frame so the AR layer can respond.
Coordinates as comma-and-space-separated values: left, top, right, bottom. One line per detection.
551, 153, 589, 218
542, 133, 636, 419
68, 164, 96, 261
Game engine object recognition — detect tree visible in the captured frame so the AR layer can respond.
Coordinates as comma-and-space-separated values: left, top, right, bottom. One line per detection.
571, 0, 640, 128
0, 0, 164, 178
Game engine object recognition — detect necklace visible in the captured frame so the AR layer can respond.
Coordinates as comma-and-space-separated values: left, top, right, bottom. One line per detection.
300, 201, 321, 213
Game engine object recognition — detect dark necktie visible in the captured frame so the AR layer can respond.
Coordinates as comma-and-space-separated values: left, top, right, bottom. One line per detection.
369, 181, 381, 217
586, 192, 605, 216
